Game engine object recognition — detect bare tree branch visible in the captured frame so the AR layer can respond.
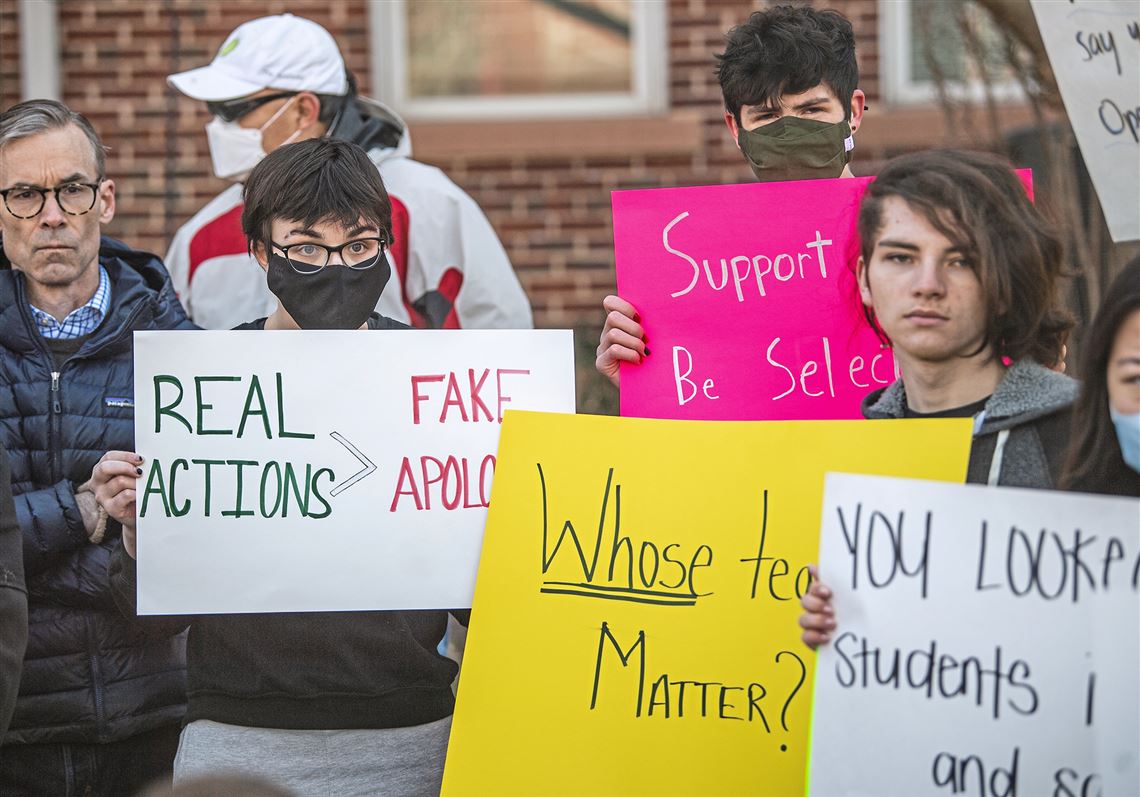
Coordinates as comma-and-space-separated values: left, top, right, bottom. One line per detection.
971, 0, 1063, 108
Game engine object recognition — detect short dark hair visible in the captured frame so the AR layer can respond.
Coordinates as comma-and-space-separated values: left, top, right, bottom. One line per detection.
0, 99, 107, 177
715, 5, 858, 125
1062, 255, 1140, 494
857, 149, 1072, 366
241, 137, 391, 253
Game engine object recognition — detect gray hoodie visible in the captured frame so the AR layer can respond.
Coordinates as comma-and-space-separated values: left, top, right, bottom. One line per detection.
861, 359, 1078, 488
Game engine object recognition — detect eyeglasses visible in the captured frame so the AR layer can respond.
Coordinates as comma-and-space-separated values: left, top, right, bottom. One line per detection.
206, 92, 297, 123
0, 181, 103, 219
272, 236, 389, 275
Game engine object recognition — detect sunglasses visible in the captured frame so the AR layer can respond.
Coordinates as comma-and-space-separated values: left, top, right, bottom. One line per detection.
206, 92, 297, 123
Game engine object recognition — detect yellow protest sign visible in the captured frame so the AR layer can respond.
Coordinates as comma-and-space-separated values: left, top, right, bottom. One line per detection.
442, 411, 973, 796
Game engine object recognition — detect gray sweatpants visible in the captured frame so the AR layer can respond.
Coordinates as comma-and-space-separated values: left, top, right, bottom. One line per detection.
173, 715, 452, 797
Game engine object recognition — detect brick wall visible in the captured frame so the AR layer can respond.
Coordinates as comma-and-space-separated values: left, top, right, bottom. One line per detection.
0, 0, 888, 327
427, 0, 884, 329
1, 0, 377, 265
0, 1, 17, 104
4, 1, 1135, 406
5, 0, 1037, 409
0, 0, 904, 411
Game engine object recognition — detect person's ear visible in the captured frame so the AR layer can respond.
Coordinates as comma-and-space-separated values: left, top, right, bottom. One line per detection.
856, 255, 873, 308
848, 89, 866, 134
97, 179, 115, 225
724, 110, 741, 147
294, 92, 322, 134
253, 241, 270, 272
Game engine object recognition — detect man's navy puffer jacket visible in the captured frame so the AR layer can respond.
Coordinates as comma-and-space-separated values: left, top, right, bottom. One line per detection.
0, 237, 193, 745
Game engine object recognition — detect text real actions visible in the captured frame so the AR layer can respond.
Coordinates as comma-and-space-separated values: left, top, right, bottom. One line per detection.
139, 368, 533, 520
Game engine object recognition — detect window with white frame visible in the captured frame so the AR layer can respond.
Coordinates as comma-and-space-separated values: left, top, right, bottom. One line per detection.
370, 0, 668, 120
878, 0, 1025, 106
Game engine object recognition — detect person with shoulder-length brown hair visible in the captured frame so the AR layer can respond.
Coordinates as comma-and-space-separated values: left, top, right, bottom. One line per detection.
854, 148, 1075, 488
801, 149, 1078, 649
1061, 255, 1140, 497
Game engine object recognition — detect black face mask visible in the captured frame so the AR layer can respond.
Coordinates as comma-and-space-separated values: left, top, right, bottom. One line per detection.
266, 254, 391, 330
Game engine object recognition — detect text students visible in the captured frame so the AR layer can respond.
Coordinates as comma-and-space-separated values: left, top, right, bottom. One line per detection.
598, 4, 865, 382
92, 139, 465, 797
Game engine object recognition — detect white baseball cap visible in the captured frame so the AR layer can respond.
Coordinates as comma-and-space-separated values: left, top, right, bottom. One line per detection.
168, 14, 348, 101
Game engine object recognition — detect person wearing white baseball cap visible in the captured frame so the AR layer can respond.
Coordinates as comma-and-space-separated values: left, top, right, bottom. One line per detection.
164, 13, 532, 333
167, 14, 347, 104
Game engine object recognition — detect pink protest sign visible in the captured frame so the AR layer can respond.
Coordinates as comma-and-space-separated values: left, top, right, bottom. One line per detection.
613, 177, 894, 420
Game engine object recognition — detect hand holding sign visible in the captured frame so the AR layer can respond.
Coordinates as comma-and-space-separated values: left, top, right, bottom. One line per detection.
89, 450, 146, 555
595, 294, 647, 388
797, 565, 835, 649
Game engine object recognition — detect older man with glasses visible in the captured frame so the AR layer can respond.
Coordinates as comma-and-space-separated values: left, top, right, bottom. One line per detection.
0, 99, 193, 796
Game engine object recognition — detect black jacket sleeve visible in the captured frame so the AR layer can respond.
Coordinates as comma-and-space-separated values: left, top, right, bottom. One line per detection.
24, 541, 120, 611
0, 445, 29, 741
15, 480, 89, 577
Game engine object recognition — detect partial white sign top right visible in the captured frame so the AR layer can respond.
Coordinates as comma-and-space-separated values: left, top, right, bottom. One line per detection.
1032, 0, 1140, 242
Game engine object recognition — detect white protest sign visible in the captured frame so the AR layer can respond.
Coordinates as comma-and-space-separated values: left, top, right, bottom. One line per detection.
1031, 0, 1140, 242
809, 473, 1140, 797
132, 330, 575, 615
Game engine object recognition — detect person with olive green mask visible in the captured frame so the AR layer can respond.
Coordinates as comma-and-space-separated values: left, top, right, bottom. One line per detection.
596, 4, 866, 385
717, 4, 865, 183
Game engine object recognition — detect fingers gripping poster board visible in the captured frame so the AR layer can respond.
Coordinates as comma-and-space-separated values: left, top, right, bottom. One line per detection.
809, 473, 1140, 797
441, 412, 972, 796
132, 330, 575, 614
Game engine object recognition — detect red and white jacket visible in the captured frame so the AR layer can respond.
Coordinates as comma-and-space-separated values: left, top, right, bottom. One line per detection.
165, 98, 533, 330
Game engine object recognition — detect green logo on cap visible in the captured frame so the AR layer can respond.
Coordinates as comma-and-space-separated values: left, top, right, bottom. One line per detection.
219, 37, 239, 57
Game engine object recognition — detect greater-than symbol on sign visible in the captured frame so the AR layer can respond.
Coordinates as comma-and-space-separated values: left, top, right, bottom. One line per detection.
328, 432, 377, 497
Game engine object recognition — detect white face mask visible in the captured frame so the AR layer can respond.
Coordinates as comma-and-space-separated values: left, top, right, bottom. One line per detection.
205, 95, 302, 181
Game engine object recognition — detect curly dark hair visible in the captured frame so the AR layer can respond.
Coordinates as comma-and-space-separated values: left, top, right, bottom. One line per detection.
715, 5, 858, 125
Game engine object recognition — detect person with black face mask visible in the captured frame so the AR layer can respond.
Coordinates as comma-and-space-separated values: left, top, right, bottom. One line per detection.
87, 140, 467, 797
234, 138, 403, 334
597, 4, 865, 384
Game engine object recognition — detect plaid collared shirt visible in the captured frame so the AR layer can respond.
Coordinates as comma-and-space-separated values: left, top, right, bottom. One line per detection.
29, 266, 111, 340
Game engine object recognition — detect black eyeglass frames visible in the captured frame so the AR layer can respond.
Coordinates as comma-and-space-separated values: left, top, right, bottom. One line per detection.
271, 236, 390, 275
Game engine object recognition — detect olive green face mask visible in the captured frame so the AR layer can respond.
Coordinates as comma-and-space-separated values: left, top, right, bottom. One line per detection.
737, 116, 855, 182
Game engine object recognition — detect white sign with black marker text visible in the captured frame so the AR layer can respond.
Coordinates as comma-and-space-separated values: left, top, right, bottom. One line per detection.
809, 473, 1139, 797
